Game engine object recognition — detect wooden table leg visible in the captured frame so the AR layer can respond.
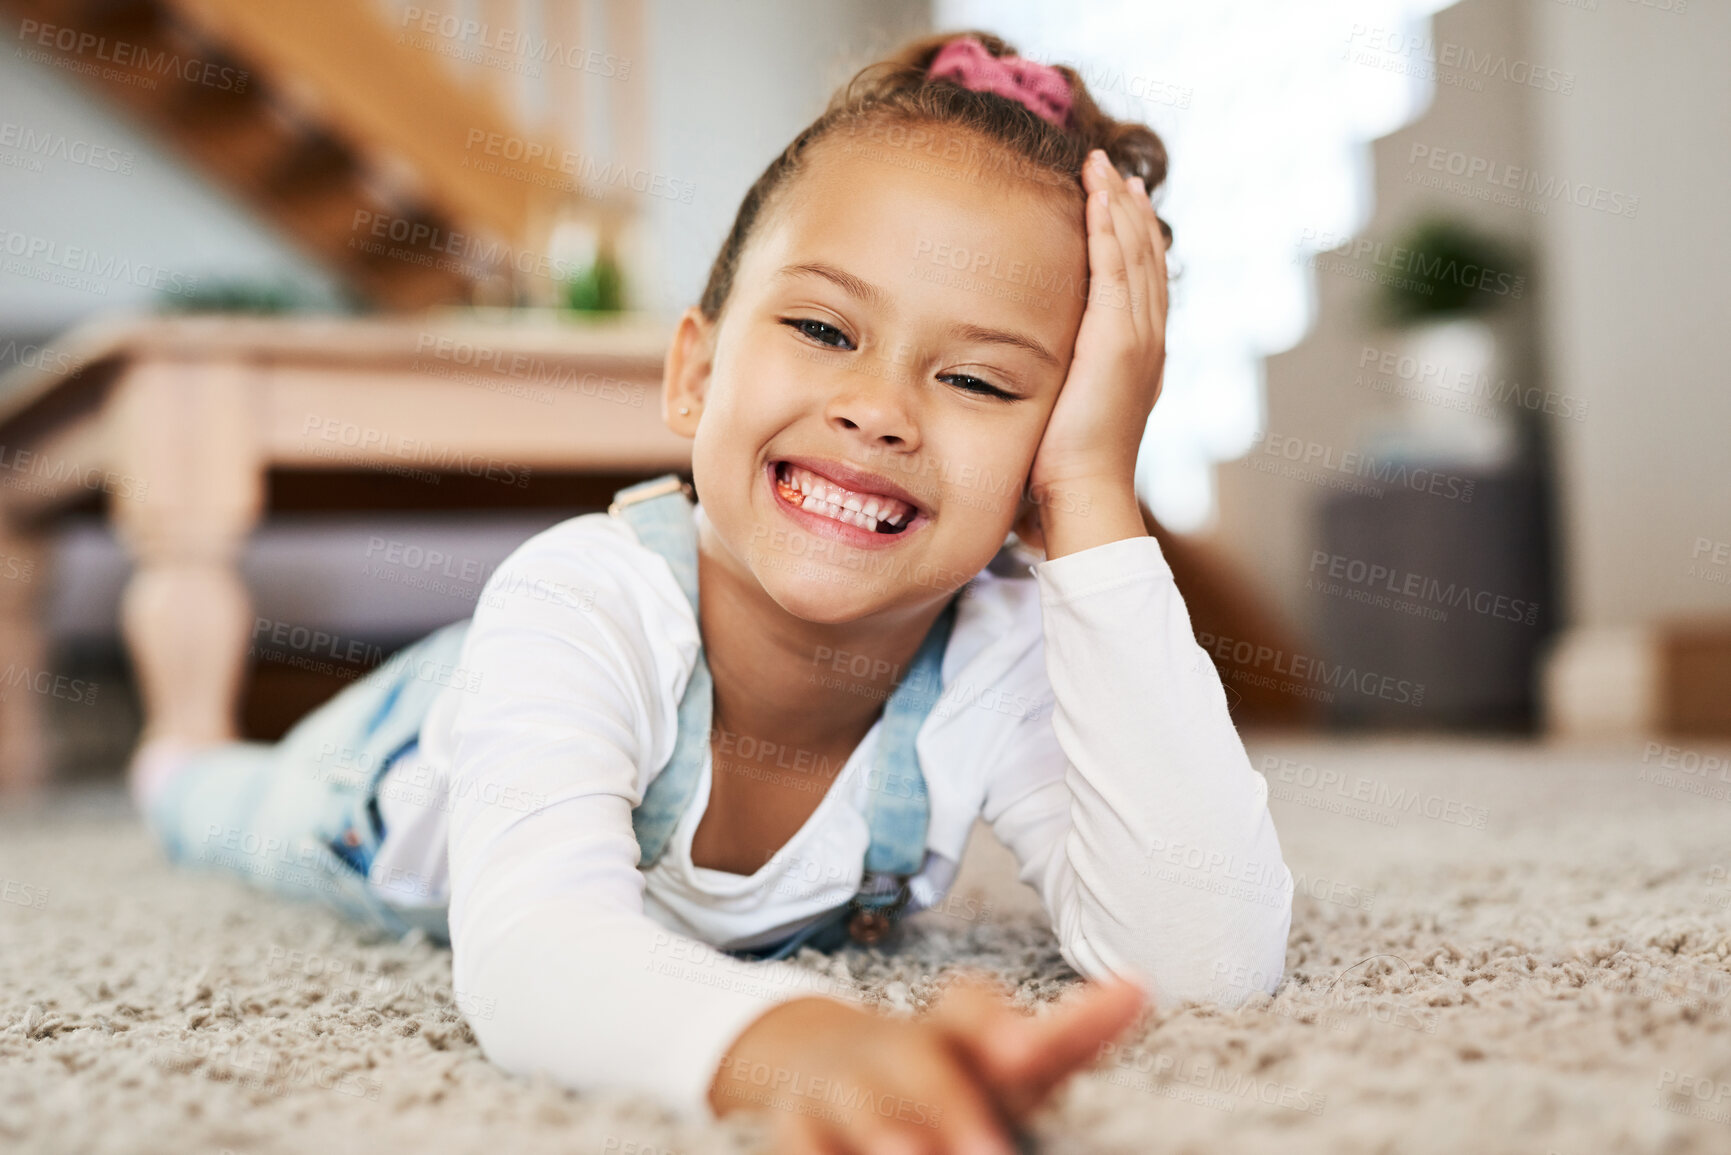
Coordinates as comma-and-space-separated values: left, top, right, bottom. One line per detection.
110, 359, 263, 750
0, 510, 50, 793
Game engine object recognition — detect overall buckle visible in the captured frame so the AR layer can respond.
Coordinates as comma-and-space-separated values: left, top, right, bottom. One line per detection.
846, 875, 912, 946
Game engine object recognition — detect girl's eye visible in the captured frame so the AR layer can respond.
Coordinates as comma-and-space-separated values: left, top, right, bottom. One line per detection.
782, 318, 854, 350
940, 373, 1018, 402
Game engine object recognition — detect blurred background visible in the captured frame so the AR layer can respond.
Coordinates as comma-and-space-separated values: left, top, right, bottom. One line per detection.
0, 0, 1724, 791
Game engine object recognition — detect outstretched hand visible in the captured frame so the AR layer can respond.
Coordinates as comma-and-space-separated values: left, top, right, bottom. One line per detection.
1022, 149, 1170, 560
717, 973, 1149, 1154
923, 971, 1150, 1122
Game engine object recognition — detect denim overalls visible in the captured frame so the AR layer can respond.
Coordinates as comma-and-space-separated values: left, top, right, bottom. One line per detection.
146, 475, 956, 961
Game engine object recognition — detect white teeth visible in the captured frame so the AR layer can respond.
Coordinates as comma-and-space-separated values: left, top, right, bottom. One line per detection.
782, 463, 913, 531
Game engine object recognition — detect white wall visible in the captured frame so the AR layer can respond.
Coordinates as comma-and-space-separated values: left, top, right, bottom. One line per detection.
1529, 0, 1731, 628
1213, 0, 1543, 636
0, 44, 343, 339
636, 0, 929, 315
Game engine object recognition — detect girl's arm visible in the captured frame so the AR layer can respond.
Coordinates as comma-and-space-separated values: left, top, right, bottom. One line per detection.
968, 151, 1290, 1006
978, 535, 1293, 1009
441, 521, 1154, 1151
439, 520, 851, 1117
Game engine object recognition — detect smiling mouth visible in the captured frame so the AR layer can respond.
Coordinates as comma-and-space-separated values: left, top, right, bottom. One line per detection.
773, 461, 915, 534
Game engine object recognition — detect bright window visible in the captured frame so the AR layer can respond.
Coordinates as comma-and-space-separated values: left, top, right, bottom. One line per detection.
937, 0, 1452, 529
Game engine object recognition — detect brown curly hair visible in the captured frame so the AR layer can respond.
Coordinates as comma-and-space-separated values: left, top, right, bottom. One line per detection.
697, 30, 1171, 322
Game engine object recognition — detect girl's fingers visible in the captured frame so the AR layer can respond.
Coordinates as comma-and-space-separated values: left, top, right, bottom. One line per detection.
1084, 153, 1150, 350
773, 1109, 849, 1155
1127, 175, 1170, 327
898, 1047, 1019, 1155
1104, 173, 1156, 344
1083, 185, 1131, 332
980, 979, 1149, 1117
928, 975, 1148, 1123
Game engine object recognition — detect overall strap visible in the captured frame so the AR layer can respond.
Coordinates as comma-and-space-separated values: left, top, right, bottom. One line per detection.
610, 475, 714, 869
610, 473, 958, 956
740, 598, 956, 960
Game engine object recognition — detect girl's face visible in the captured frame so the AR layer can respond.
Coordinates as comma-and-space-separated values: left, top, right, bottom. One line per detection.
676, 130, 1088, 625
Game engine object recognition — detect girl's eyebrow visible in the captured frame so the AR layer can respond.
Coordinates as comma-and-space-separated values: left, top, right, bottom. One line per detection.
775, 261, 1059, 369
774, 262, 891, 309
944, 321, 1059, 369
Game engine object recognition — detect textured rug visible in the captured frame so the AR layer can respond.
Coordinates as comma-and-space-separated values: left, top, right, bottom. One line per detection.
4, 738, 1730, 1155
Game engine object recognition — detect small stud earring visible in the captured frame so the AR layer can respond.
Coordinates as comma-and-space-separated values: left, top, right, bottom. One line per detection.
678, 405, 691, 415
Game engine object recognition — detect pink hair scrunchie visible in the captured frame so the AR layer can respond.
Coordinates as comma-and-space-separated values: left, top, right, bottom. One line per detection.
926, 36, 1073, 129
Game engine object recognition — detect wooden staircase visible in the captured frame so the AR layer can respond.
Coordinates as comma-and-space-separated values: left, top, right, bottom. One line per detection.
2, 0, 645, 309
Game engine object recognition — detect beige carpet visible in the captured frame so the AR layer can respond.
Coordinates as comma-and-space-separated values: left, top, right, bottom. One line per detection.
4, 738, 1730, 1154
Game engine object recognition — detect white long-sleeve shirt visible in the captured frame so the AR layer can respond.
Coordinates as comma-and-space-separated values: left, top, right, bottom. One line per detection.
368, 507, 1293, 1118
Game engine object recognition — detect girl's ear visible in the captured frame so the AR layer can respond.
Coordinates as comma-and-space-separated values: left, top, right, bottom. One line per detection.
662, 306, 717, 438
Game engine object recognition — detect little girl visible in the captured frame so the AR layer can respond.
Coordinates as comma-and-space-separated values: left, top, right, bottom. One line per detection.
132, 31, 1292, 1155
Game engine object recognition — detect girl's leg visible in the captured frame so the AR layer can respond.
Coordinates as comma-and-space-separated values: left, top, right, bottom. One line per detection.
130, 622, 473, 939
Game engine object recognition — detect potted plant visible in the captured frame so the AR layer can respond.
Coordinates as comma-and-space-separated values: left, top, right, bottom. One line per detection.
1367, 215, 1528, 470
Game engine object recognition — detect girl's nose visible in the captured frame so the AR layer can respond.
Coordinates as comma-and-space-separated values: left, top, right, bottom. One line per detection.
825, 375, 922, 451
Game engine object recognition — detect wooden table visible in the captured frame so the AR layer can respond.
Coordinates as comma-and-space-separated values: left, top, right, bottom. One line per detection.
0, 312, 687, 792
